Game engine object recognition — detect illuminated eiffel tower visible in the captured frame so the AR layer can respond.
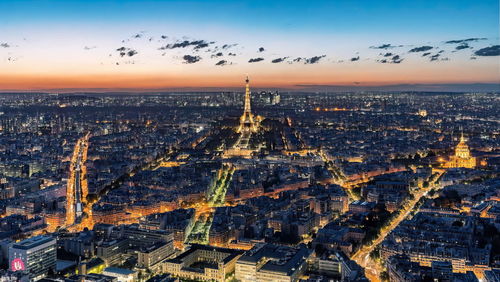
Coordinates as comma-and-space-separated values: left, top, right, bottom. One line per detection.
237, 76, 258, 133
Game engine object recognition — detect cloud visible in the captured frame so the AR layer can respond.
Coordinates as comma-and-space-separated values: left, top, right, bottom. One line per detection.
305, 55, 326, 64
211, 52, 223, 58
215, 60, 229, 66
383, 52, 393, 57
1, 43, 11, 48
159, 40, 214, 50
429, 54, 441, 61
370, 43, 398, 49
248, 57, 264, 63
133, 33, 142, 39
445, 38, 486, 44
391, 55, 403, 63
84, 46, 97, 50
422, 52, 431, 57
228, 52, 236, 56
474, 45, 500, 56
221, 44, 237, 50
291, 55, 326, 64
161, 35, 168, 39
183, 55, 201, 64
258, 47, 265, 52
127, 50, 138, 57
271, 57, 288, 63
455, 43, 470, 50
409, 46, 433, 52
116, 46, 137, 57
378, 55, 403, 64
350, 56, 360, 62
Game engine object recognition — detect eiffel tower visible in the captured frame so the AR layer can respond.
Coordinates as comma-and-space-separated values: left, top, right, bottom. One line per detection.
237, 76, 257, 133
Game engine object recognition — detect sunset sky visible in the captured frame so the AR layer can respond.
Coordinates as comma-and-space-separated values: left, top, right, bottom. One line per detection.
1, 0, 499, 91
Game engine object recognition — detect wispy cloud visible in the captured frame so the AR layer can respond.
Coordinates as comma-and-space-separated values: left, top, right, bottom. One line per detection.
248, 57, 264, 63
409, 46, 433, 52
215, 60, 230, 66
271, 57, 288, 63
159, 40, 214, 50
445, 38, 486, 44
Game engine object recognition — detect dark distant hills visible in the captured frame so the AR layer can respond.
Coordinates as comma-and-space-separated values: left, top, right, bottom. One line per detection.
0, 83, 498, 94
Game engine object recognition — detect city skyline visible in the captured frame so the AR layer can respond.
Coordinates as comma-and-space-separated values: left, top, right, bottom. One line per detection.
1, 0, 499, 92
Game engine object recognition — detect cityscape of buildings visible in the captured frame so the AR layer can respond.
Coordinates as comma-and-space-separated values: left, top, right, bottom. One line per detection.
0, 76, 498, 282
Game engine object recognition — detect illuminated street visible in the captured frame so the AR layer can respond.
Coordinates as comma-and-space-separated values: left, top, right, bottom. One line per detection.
351, 170, 445, 281
64, 134, 90, 230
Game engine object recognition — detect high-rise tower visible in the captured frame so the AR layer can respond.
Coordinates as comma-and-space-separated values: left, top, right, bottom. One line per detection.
237, 76, 257, 133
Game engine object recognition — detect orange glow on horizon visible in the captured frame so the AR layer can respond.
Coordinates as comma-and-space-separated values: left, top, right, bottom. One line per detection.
1, 60, 498, 91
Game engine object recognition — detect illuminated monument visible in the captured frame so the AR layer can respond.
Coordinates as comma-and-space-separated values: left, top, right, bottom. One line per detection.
223, 77, 262, 158
443, 134, 476, 168
237, 76, 258, 133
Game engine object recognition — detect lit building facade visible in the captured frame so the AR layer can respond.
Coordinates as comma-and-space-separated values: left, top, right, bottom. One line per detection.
163, 244, 243, 281
8, 235, 56, 280
443, 135, 476, 169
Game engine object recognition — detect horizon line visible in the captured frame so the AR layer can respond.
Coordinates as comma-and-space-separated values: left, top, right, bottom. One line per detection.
0, 82, 499, 93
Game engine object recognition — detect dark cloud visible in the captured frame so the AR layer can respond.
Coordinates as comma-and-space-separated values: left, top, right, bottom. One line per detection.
445, 38, 486, 44
271, 57, 288, 63
383, 52, 393, 57
127, 50, 138, 57
291, 55, 326, 64
211, 52, 223, 58
350, 56, 360, 62
221, 44, 237, 50
133, 33, 142, 38
305, 55, 326, 64
258, 47, 265, 52
430, 54, 440, 61
455, 43, 470, 50
215, 60, 229, 66
409, 46, 433, 52
228, 52, 236, 56
370, 43, 397, 49
378, 55, 403, 64
159, 40, 214, 50
470, 57, 477, 60
161, 35, 168, 39
248, 57, 264, 63
422, 52, 431, 57
182, 55, 201, 64
391, 55, 403, 63
1, 43, 11, 48
116, 47, 137, 57
474, 45, 500, 56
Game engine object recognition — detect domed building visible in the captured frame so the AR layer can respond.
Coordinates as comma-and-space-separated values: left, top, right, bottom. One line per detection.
443, 134, 476, 169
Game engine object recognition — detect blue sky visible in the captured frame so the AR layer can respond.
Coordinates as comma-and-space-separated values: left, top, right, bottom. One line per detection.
0, 0, 499, 90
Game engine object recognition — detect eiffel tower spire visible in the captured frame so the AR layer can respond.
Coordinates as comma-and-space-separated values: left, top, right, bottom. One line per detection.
237, 76, 257, 133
